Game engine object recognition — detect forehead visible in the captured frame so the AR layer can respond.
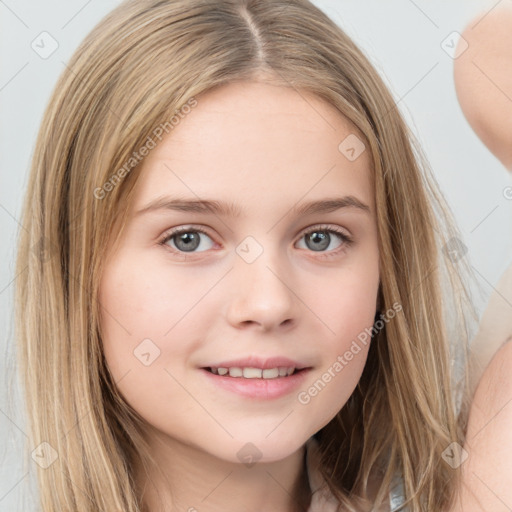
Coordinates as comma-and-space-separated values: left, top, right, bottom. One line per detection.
131, 80, 373, 215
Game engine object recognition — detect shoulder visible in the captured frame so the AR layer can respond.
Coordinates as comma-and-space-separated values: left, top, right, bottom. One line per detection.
465, 263, 512, 396
452, 340, 512, 511
470, 338, 512, 418
467, 264, 512, 394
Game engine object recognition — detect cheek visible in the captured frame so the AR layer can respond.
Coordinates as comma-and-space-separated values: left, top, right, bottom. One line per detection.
297, 259, 378, 422
97, 253, 194, 379
297, 304, 375, 432
308, 257, 379, 347
98, 252, 214, 351
97, 253, 223, 415
97, 260, 188, 430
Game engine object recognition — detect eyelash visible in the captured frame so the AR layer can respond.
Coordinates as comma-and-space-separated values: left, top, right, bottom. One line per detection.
158, 224, 354, 259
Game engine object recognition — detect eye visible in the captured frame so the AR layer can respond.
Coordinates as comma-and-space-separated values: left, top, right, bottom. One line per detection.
295, 225, 353, 256
158, 224, 353, 257
159, 226, 215, 253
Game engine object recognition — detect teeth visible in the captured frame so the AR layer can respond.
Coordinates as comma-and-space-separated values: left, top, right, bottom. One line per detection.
229, 367, 243, 378
242, 368, 262, 379
210, 366, 296, 379
262, 368, 279, 379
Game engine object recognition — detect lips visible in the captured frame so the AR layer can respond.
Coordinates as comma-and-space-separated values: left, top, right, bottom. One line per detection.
200, 364, 312, 399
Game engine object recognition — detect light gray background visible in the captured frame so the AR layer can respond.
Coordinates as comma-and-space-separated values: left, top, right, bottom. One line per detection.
1, 0, 511, 509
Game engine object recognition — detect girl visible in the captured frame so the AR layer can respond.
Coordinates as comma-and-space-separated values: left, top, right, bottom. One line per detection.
15, 0, 477, 510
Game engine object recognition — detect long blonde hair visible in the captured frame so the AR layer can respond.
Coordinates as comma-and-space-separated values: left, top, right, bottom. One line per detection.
15, 0, 477, 510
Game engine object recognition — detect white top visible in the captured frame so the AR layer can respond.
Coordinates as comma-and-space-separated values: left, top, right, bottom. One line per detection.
305, 436, 408, 511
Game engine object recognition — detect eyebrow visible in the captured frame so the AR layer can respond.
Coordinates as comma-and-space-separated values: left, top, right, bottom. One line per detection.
135, 195, 371, 217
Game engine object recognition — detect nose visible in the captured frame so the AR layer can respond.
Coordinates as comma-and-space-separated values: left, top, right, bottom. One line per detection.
225, 246, 298, 332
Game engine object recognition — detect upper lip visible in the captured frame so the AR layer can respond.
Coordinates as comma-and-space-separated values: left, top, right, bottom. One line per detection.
202, 356, 310, 370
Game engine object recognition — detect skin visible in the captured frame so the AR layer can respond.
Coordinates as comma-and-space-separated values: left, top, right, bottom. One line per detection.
454, 5, 512, 171
451, 5, 512, 511
453, 4, 512, 397
98, 80, 381, 512
453, 341, 512, 511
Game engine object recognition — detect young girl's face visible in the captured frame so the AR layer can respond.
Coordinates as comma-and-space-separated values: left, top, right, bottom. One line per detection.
98, 80, 380, 463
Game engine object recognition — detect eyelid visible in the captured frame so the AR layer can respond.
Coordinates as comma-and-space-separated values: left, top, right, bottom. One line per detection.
298, 223, 351, 240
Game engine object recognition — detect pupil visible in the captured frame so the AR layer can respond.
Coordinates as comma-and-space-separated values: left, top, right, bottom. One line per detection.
176, 232, 199, 251
307, 231, 329, 251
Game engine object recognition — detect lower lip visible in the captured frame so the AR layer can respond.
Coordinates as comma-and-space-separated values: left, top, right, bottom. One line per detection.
200, 368, 311, 400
